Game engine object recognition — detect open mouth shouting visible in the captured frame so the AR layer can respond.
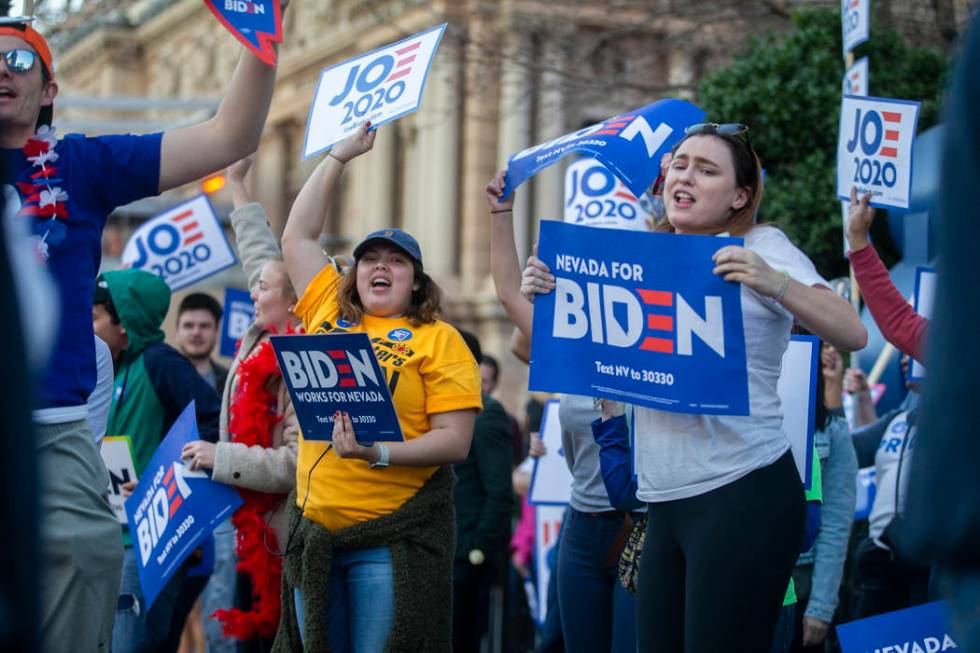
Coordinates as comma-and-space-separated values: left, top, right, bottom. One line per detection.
672, 190, 695, 209
369, 275, 392, 294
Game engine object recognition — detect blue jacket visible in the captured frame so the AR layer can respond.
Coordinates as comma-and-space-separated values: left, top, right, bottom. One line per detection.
796, 411, 857, 622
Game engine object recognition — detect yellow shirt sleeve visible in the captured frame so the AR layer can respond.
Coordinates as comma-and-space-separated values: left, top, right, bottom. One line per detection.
294, 261, 344, 331
420, 324, 483, 415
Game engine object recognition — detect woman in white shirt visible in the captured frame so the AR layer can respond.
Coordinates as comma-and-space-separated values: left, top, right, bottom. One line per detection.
494, 123, 867, 652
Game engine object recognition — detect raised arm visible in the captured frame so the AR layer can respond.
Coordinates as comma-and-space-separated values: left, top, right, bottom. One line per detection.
281, 122, 376, 299
846, 188, 929, 361
712, 245, 868, 352
486, 170, 535, 337
159, 48, 278, 192
227, 158, 281, 290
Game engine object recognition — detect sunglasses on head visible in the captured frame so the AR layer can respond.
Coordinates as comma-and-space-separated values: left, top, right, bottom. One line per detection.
684, 122, 750, 138
1, 48, 37, 74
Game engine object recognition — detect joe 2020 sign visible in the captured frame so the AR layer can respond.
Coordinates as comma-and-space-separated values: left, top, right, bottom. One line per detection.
303, 24, 447, 158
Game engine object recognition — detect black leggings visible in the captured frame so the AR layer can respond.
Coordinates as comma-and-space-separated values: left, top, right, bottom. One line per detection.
637, 451, 805, 653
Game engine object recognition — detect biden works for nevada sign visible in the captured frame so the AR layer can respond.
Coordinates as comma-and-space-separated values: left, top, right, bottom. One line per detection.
272, 332, 403, 443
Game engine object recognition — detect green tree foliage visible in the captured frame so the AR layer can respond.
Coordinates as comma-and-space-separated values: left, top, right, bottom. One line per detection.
697, 9, 948, 279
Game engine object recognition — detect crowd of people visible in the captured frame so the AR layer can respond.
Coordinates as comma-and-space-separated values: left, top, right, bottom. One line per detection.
1, 7, 977, 653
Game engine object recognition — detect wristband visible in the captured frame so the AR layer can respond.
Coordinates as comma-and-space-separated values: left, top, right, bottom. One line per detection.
369, 443, 390, 469
490, 208, 513, 214
327, 152, 347, 165
775, 270, 790, 302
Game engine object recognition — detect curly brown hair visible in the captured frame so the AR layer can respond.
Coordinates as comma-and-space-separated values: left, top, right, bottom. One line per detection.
336, 258, 441, 326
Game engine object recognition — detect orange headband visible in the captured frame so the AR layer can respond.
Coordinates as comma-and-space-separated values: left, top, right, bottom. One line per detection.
0, 24, 54, 79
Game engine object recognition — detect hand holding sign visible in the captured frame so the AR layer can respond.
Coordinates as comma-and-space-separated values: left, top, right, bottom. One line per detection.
331, 410, 379, 461
330, 120, 377, 163
845, 186, 875, 251
521, 254, 555, 303
712, 245, 785, 298
484, 169, 515, 213
181, 440, 217, 471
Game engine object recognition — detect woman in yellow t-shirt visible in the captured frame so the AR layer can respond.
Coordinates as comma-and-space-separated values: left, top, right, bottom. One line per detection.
276, 122, 482, 651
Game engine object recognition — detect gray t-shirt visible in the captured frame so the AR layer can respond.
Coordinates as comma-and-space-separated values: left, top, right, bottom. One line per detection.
559, 394, 615, 512
635, 226, 829, 502
87, 335, 114, 443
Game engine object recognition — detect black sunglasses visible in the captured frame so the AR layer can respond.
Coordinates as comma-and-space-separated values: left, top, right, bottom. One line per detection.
684, 122, 750, 138
1, 48, 37, 74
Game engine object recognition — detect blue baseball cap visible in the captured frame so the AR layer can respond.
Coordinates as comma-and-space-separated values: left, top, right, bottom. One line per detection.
353, 229, 424, 268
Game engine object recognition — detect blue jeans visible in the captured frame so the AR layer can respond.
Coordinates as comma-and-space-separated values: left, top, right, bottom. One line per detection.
112, 546, 187, 653
539, 536, 564, 652
200, 521, 238, 652
295, 546, 393, 653
770, 603, 795, 653
556, 507, 636, 653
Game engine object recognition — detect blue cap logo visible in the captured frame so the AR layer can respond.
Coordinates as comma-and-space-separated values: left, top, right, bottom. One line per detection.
388, 328, 413, 342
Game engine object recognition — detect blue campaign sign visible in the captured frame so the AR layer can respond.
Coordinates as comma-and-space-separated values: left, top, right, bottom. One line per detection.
529, 221, 749, 415
503, 98, 705, 199
124, 402, 243, 610
908, 266, 936, 382
777, 335, 820, 490
220, 287, 255, 358
203, 0, 282, 66
837, 601, 958, 653
272, 333, 403, 442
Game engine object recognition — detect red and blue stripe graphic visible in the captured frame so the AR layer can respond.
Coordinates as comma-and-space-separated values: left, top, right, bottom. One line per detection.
387, 41, 420, 82
170, 208, 204, 246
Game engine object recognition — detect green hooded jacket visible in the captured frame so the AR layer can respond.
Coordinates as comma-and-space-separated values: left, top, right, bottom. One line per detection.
102, 268, 221, 477
102, 269, 222, 545
104, 269, 171, 476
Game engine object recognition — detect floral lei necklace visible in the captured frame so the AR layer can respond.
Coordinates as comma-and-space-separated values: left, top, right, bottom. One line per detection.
16, 125, 69, 261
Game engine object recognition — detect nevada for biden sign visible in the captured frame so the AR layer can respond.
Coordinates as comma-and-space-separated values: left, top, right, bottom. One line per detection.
529, 221, 749, 415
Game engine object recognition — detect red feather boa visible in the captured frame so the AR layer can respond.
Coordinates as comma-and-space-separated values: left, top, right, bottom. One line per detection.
212, 335, 287, 640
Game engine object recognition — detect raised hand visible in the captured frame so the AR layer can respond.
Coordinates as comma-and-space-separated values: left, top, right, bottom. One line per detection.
846, 186, 875, 251
844, 367, 870, 396
485, 169, 515, 212
821, 343, 844, 383
330, 121, 377, 164
227, 156, 254, 185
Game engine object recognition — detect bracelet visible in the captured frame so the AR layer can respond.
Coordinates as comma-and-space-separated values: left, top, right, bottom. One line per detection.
327, 152, 347, 165
490, 208, 513, 214
775, 270, 790, 301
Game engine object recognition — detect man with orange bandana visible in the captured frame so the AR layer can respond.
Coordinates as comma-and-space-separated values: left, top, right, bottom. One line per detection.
0, 13, 282, 651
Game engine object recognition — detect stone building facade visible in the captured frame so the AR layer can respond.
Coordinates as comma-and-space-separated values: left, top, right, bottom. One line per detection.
47, 0, 970, 414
